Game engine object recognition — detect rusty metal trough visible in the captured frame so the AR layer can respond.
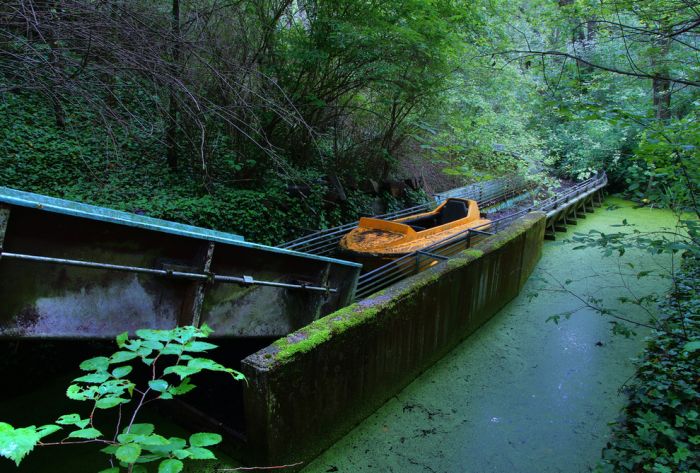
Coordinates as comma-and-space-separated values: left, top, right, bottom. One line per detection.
0, 187, 361, 339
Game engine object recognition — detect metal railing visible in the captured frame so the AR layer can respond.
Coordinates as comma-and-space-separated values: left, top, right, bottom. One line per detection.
354, 213, 522, 300
279, 176, 532, 256
354, 172, 608, 300
538, 171, 608, 217
0, 251, 337, 293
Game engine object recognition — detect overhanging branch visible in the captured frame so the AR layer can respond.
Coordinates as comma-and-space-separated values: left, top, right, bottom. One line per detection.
494, 49, 700, 87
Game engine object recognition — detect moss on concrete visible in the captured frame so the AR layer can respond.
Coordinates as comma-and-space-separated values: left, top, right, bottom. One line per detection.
269, 212, 546, 365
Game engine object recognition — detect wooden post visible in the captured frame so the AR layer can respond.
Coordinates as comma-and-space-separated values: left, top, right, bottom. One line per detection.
179, 241, 215, 327
0, 204, 10, 258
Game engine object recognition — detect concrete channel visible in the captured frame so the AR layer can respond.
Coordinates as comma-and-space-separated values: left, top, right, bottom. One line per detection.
297, 197, 680, 473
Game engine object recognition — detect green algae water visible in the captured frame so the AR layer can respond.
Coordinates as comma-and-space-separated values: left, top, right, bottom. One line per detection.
299, 198, 681, 473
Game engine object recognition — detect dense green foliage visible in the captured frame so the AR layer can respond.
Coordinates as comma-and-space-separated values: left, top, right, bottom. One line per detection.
1, 0, 700, 470
2, 0, 698, 223
597, 257, 700, 473
0, 325, 242, 472
0, 92, 431, 244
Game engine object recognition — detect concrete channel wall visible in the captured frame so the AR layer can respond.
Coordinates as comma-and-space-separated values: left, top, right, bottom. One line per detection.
240, 212, 546, 468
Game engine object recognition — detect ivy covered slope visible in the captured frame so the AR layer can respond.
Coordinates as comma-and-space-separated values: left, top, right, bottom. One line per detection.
0, 93, 425, 246
598, 256, 700, 473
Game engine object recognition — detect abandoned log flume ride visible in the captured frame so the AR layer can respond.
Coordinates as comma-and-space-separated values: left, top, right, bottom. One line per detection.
239, 171, 610, 470
279, 175, 532, 256
276, 171, 608, 301
352, 171, 608, 299
0, 186, 361, 339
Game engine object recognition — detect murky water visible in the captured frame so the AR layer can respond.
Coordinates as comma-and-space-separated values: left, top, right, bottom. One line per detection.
300, 198, 681, 473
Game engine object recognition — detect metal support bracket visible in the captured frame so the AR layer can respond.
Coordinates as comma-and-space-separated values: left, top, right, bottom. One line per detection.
416, 250, 449, 261
469, 229, 495, 236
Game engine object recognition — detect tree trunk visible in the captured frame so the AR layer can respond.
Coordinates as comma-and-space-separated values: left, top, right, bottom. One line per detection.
166, 0, 181, 171
652, 32, 672, 120
653, 76, 671, 120
50, 94, 66, 128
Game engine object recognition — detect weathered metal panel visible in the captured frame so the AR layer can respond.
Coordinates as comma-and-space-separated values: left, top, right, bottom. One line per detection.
0, 188, 360, 339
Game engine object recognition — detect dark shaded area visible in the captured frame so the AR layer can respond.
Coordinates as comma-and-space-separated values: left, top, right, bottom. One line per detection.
178, 337, 278, 434
402, 199, 469, 230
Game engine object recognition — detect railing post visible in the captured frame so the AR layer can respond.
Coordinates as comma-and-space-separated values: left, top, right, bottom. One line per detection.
0, 204, 9, 260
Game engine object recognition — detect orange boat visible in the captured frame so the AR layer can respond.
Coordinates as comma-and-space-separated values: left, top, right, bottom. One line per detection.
339, 198, 490, 266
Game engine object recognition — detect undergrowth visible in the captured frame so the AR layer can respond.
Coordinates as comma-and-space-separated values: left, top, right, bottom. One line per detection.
0, 92, 427, 245
597, 256, 700, 473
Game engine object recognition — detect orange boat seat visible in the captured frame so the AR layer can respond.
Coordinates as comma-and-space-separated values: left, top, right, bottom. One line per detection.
438, 199, 469, 225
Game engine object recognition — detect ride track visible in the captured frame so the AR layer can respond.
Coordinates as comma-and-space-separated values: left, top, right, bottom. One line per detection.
280, 172, 609, 300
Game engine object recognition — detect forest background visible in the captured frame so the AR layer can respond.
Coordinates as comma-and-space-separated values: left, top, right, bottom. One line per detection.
2, 0, 697, 245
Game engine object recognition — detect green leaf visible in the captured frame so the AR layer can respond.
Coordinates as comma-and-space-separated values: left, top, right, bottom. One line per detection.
183, 341, 217, 353
36, 425, 61, 439
135, 329, 169, 342
169, 380, 196, 396
199, 324, 213, 337
142, 340, 165, 350
144, 437, 186, 456
66, 384, 89, 401
74, 372, 110, 384
185, 446, 216, 460
68, 427, 103, 439
158, 459, 183, 473
189, 432, 222, 447
79, 356, 110, 372
112, 366, 133, 379
148, 379, 168, 392
55, 414, 89, 429
172, 449, 190, 460
187, 358, 224, 371
163, 365, 200, 380
137, 347, 154, 359
683, 340, 700, 353
95, 397, 128, 409
140, 434, 169, 446
115, 443, 142, 464
111, 351, 139, 363
134, 453, 160, 463
116, 331, 129, 348
127, 424, 154, 436
98, 467, 120, 473
101, 445, 118, 455
161, 344, 185, 356
0, 423, 40, 466
55, 414, 81, 425
672, 446, 690, 462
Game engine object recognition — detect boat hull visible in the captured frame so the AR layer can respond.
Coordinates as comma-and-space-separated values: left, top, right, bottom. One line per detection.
339, 198, 491, 267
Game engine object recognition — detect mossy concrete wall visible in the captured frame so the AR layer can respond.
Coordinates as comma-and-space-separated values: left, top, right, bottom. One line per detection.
240, 212, 546, 468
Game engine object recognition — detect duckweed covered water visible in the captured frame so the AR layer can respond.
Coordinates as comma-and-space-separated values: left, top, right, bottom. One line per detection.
300, 198, 681, 473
